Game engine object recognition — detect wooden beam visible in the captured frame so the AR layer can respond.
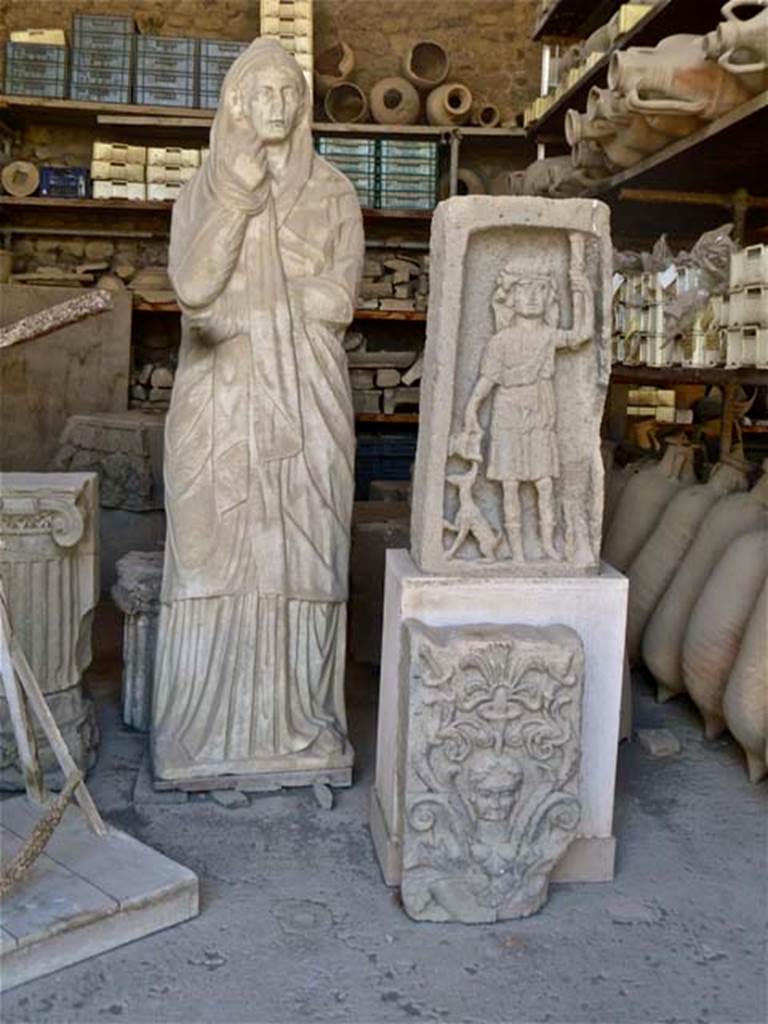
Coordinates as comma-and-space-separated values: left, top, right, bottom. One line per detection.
619, 188, 768, 209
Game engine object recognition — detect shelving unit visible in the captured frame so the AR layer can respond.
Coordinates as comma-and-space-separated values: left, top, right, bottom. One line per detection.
530, 0, 730, 141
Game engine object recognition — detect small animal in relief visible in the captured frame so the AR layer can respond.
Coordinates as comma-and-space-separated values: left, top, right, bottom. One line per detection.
443, 461, 501, 561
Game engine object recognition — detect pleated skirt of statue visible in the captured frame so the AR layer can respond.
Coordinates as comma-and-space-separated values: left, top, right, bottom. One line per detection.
151, 593, 352, 781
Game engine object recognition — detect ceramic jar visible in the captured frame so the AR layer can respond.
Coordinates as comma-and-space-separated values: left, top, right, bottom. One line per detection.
602, 442, 696, 573
643, 469, 768, 702
402, 40, 449, 91
682, 529, 767, 739
705, 0, 768, 95
426, 83, 472, 126
610, 33, 752, 122
471, 104, 501, 128
723, 580, 768, 783
625, 459, 749, 663
324, 82, 369, 123
369, 77, 420, 125
314, 40, 355, 98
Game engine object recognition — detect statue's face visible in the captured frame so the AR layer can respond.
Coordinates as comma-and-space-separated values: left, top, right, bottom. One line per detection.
512, 277, 550, 319
246, 66, 301, 142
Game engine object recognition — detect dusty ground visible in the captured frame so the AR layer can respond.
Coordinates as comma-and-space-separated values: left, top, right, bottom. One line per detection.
2, 606, 766, 1024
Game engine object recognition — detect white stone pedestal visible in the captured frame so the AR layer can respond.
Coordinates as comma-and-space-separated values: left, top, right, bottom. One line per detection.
372, 550, 628, 888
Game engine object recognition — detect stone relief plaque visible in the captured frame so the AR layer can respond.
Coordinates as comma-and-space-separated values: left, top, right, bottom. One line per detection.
401, 621, 585, 923
411, 197, 612, 576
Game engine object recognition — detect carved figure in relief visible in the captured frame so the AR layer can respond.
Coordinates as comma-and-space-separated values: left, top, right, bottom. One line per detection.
443, 462, 501, 560
449, 233, 594, 563
402, 623, 585, 923
151, 39, 364, 783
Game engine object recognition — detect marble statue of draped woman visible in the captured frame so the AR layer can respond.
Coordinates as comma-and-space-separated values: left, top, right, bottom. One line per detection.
151, 39, 364, 783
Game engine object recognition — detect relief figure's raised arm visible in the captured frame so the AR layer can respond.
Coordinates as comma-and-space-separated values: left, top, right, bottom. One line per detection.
556, 232, 595, 350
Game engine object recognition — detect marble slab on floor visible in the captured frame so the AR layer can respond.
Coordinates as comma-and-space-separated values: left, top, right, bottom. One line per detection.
0, 796, 199, 991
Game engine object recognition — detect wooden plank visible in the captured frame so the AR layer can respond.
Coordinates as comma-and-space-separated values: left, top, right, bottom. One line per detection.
355, 413, 419, 424
5, 615, 106, 836
610, 366, 768, 386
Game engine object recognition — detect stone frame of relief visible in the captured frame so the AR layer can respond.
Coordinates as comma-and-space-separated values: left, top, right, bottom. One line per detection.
411, 197, 612, 577
400, 621, 585, 923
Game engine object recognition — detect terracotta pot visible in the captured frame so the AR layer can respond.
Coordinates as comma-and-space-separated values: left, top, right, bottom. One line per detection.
643, 468, 768, 702
314, 40, 355, 98
586, 86, 626, 122
723, 579, 768, 783
490, 169, 526, 195
370, 77, 420, 125
324, 82, 368, 124
565, 109, 616, 147
402, 40, 449, 91
603, 442, 696, 573
571, 140, 613, 176
705, 0, 768, 95
626, 458, 750, 664
471, 103, 501, 128
441, 166, 487, 197
603, 457, 652, 534
610, 33, 752, 122
426, 83, 472, 126
583, 22, 613, 57
682, 529, 767, 739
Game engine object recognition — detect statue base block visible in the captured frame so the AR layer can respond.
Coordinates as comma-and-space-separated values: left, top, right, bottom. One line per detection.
372, 549, 628, 891
0, 796, 198, 992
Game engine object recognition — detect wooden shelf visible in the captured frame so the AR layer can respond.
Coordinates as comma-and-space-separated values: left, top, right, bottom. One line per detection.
0, 195, 436, 224
610, 365, 768, 387
590, 92, 768, 200
133, 300, 427, 322
355, 413, 419, 424
353, 309, 426, 322
530, 0, 727, 140
0, 95, 526, 141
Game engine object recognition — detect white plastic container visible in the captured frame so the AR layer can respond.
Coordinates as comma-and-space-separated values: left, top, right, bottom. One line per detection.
92, 180, 146, 200
730, 244, 768, 290
147, 182, 184, 202
92, 141, 147, 165
728, 285, 768, 327
726, 326, 768, 368
147, 146, 200, 167
146, 165, 196, 184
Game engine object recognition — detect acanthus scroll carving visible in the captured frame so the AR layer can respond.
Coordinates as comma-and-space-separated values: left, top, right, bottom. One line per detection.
402, 622, 585, 923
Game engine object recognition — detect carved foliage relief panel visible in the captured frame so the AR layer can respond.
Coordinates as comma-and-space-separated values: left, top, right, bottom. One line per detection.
401, 621, 585, 923
410, 198, 612, 577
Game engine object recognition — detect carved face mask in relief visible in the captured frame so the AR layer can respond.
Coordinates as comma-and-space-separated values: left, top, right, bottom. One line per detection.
246, 67, 301, 142
464, 755, 524, 822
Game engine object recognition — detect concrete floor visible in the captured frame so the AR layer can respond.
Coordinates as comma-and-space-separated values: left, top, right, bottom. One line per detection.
2, 608, 766, 1024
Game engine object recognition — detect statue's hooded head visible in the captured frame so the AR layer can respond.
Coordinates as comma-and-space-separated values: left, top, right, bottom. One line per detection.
209, 39, 313, 201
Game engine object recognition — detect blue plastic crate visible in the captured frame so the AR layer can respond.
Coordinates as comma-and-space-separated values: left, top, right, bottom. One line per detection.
134, 82, 197, 107
39, 166, 90, 198
198, 39, 249, 61
4, 43, 68, 98
70, 63, 132, 104
136, 35, 198, 59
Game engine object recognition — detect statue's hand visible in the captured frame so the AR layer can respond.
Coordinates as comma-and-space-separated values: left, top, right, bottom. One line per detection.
449, 427, 483, 462
213, 90, 269, 197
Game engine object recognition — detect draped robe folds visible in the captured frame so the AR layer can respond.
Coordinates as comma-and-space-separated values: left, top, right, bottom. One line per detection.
151, 113, 364, 781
